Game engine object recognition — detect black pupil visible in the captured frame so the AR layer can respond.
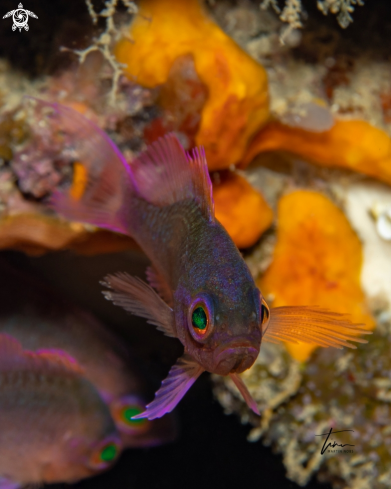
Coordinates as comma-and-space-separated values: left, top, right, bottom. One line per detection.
261, 304, 269, 324
192, 306, 207, 330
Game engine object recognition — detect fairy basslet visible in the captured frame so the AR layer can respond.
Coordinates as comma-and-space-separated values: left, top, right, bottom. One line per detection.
0, 333, 121, 488
0, 259, 176, 448
46, 100, 371, 419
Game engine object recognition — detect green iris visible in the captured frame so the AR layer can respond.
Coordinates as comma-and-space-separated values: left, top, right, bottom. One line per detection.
100, 443, 118, 462
122, 406, 146, 426
192, 306, 207, 330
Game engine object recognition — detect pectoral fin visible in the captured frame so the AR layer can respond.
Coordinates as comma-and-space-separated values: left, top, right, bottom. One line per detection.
229, 373, 260, 415
263, 306, 371, 349
132, 354, 204, 420
102, 272, 176, 338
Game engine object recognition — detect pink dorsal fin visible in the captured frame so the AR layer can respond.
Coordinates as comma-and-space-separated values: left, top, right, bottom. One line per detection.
0, 333, 83, 376
35, 348, 84, 374
101, 272, 176, 338
145, 265, 173, 307
0, 334, 25, 370
263, 306, 372, 349
132, 134, 214, 221
132, 354, 204, 420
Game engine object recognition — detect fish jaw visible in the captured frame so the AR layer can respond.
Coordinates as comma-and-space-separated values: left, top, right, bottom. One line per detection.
212, 340, 260, 375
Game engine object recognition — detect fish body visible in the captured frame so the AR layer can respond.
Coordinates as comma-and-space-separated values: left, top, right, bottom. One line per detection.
0, 260, 176, 447
127, 196, 262, 376
0, 334, 121, 486
40, 99, 370, 419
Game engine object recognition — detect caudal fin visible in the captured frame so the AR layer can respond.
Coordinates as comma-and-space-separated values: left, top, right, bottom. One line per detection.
31, 99, 135, 234
34, 100, 214, 233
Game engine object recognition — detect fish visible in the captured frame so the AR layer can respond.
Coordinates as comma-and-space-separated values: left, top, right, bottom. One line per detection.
0, 259, 176, 448
0, 333, 121, 488
39, 99, 371, 419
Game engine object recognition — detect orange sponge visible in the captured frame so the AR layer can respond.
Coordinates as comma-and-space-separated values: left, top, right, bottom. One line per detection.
213, 172, 273, 249
115, 0, 269, 170
259, 190, 375, 362
242, 119, 391, 186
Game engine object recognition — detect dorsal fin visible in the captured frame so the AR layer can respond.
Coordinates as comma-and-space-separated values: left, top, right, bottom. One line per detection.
35, 348, 84, 374
132, 134, 215, 222
0, 333, 83, 376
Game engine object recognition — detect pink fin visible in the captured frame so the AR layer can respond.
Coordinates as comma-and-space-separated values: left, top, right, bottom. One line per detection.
229, 373, 260, 416
146, 265, 173, 306
35, 348, 84, 374
132, 354, 204, 420
0, 333, 83, 376
132, 134, 214, 221
263, 306, 372, 349
30, 98, 135, 234
102, 273, 176, 338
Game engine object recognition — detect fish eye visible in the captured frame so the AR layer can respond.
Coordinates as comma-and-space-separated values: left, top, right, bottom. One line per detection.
111, 397, 149, 434
260, 298, 270, 327
89, 436, 121, 470
100, 443, 118, 462
188, 297, 214, 342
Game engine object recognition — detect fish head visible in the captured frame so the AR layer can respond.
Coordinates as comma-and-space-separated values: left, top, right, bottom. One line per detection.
175, 257, 270, 376
85, 433, 122, 473
110, 395, 177, 447
39, 432, 122, 483
43, 380, 123, 483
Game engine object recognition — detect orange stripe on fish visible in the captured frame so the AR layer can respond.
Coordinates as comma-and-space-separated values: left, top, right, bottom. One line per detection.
70, 162, 88, 200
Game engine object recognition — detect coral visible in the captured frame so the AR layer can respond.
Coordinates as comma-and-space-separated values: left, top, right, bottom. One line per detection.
261, 0, 365, 32
214, 318, 391, 489
68, 0, 138, 104
317, 0, 365, 29
241, 119, 391, 187
259, 190, 375, 362
0, 61, 155, 255
213, 171, 273, 249
261, 0, 303, 42
115, 0, 270, 170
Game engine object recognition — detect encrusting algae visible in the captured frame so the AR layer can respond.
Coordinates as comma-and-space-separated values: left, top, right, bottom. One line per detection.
259, 190, 375, 362
115, 0, 270, 170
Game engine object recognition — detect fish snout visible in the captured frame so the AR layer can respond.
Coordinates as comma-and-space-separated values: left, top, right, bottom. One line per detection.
213, 342, 259, 375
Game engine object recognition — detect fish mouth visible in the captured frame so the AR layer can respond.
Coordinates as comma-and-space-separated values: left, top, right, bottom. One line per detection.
214, 341, 259, 375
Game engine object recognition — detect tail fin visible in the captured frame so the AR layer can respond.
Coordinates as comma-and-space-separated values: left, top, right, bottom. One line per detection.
31, 99, 136, 234
33, 100, 214, 233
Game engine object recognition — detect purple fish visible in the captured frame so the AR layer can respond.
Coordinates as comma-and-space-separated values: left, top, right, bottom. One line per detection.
0, 333, 121, 488
40, 100, 370, 419
0, 259, 176, 448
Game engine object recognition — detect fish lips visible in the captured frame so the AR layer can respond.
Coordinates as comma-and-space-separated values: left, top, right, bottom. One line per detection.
213, 341, 260, 375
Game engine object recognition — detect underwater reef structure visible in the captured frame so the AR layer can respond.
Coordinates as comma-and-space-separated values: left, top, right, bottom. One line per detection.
259, 190, 375, 361
0, 0, 391, 487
